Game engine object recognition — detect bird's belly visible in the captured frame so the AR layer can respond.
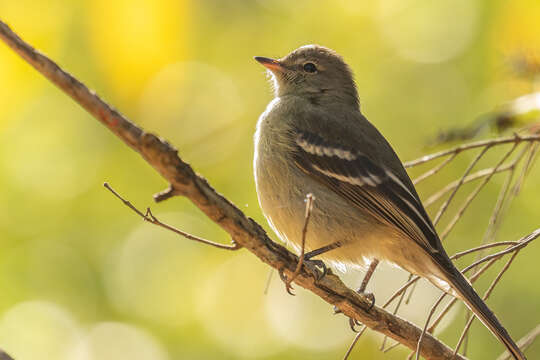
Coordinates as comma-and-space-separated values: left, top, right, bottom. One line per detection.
255, 156, 392, 269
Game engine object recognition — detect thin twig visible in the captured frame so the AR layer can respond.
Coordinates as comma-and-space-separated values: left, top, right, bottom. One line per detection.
462, 228, 540, 274
512, 141, 540, 196
433, 145, 491, 226
263, 269, 274, 295
284, 193, 315, 293
440, 143, 518, 239
463, 312, 470, 357
424, 164, 514, 208
475, 143, 531, 253
103, 183, 241, 250
383, 275, 421, 309
496, 324, 540, 360
404, 134, 540, 168
406, 276, 419, 305
153, 184, 178, 202
413, 153, 458, 185
342, 325, 368, 360
480, 168, 517, 248
382, 340, 401, 353
417, 294, 448, 360
428, 297, 459, 336
381, 273, 414, 351
450, 241, 519, 260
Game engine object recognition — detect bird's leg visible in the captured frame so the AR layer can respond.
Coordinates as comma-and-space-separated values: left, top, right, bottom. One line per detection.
303, 242, 342, 277
335, 259, 380, 332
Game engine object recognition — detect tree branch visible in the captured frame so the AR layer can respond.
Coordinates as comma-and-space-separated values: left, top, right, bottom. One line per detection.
0, 349, 14, 360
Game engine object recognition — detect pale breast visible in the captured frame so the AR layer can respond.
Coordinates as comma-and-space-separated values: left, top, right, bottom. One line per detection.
254, 131, 376, 269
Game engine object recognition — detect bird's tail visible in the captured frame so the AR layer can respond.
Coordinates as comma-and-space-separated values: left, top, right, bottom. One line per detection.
442, 265, 526, 360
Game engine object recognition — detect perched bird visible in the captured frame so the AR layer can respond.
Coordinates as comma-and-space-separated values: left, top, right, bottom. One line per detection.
253, 45, 525, 360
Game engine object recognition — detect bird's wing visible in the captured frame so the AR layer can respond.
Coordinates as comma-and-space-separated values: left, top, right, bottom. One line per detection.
292, 130, 440, 254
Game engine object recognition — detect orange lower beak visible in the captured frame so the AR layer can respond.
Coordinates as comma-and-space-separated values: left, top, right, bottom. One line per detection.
254, 56, 285, 72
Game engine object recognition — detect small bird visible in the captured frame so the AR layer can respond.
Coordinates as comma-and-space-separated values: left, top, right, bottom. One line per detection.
253, 45, 525, 360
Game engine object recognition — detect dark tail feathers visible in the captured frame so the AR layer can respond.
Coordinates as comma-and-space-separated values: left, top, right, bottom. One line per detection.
444, 267, 526, 360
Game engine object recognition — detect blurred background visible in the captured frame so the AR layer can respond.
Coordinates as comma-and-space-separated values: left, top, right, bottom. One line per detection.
1, 0, 539, 359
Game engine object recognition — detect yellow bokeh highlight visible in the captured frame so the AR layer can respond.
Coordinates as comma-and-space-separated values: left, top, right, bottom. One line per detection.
86, 0, 188, 99
0, 301, 82, 360
0, 0, 70, 51
0, 0, 72, 126
494, 0, 540, 61
69, 322, 169, 360
489, 0, 540, 98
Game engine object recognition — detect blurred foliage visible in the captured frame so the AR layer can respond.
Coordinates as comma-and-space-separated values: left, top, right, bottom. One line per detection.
1, 0, 540, 359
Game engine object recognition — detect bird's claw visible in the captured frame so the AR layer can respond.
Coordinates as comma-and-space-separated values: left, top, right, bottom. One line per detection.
362, 291, 376, 311
278, 267, 295, 295
303, 258, 328, 281
334, 291, 376, 332
349, 317, 363, 332
333, 306, 363, 332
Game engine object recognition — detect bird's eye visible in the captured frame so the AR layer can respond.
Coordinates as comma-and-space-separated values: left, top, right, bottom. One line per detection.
303, 62, 317, 73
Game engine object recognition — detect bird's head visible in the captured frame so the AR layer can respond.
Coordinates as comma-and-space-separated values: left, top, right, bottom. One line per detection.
255, 45, 359, 109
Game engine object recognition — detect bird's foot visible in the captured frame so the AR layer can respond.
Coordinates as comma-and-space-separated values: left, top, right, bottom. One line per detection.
278, 258, 329, 295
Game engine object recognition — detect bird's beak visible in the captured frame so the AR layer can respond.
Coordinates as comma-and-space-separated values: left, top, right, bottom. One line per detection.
254, 56, 285, 72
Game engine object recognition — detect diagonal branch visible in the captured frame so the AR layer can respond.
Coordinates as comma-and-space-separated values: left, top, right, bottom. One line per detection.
0, 19, 468, 360
0, 349, 14, 360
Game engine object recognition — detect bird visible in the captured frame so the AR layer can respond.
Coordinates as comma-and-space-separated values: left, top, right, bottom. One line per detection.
253, 44, 525, 360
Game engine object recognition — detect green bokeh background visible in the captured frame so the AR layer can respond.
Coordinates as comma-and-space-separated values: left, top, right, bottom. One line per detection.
1, 1, 539, 359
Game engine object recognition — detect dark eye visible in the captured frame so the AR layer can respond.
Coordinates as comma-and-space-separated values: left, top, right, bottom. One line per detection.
303, 62, 317, 73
